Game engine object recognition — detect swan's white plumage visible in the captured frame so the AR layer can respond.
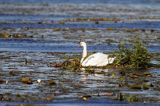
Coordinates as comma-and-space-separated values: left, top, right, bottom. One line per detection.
82, 53, 115, 67
80, 42, 115, 67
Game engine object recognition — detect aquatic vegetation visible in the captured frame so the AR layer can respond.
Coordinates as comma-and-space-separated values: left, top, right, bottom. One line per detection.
125, 29, 139, 33
46, 95, 54, 101
9, 70, 19, 76
59, 21, 65, 24
0, 32, 31, 38
83, 67, 95, 74
18, 104, 41, 106
128, 72, 152, 79
21, 77, 33, 84
105, 38, 116, 44
106, 28, 114, 31
117, 93, 139, 102
114, 37, 151, 69
125, 95, 138, 102
81, 95, 91, 101
0, 32, 9, 38
11, 34, 27, 38
18, 104, 27, 106
127, 83, 151, 90
95, 21, 99, 24
0, 79, 5, 84
48, 80, 56, 86
53, 28, 62, 31
0, 93, 12, 101
130, 39, 151, 68
61, 58, 81, 71
63, 17, 121, 23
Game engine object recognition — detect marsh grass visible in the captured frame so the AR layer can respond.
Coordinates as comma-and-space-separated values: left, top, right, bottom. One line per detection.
113, 37, 152, 69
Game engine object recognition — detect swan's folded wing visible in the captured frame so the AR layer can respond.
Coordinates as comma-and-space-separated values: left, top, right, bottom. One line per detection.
82, 53, 109, 66
82, 55, 95, 66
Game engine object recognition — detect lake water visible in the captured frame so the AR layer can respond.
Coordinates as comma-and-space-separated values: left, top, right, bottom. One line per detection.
0, 0, 160, 4
0, 0, 160, 104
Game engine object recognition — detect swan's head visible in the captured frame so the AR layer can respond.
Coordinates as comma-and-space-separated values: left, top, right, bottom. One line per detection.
80, 42, 86, 47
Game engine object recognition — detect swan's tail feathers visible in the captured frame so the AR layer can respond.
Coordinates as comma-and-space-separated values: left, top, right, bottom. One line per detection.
108, 57, 116, 64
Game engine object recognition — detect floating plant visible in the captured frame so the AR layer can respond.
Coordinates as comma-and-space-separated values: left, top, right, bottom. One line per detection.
21, 77, 33, 84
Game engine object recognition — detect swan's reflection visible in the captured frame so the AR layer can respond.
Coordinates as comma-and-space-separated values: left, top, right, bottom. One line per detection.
80, 68, 110, 83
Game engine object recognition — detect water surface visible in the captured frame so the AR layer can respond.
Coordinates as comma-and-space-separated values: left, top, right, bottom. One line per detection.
0, 0, 160, 104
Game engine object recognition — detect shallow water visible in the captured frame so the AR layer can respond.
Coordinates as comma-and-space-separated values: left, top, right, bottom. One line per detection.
0, 39, 159, 52
0, 50, 160, 103
0, 0, 160, 104
1, 21, 160, 29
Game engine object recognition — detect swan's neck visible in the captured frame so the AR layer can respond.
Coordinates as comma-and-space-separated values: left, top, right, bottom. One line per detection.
81, 45, 87, 63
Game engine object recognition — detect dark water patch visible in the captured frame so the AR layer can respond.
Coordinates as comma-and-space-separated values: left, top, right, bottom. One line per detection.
0, 38, 71, 44
1, 21, 160, 29
0, 97, 127, 105
150, 69, 160, 75
0, 14, 80, 22
0, 39, 159, 53
0, 14, 125, 23
148, 45, 160, 53
0, 40, 116, 53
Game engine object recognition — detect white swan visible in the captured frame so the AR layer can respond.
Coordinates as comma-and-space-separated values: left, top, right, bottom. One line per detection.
80, 42, 115, 67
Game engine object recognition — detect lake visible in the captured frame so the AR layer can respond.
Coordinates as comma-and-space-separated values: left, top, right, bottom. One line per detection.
0, 0, 160, 105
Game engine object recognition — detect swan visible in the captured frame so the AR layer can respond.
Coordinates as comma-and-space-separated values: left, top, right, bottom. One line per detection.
80, 42, 115, 67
